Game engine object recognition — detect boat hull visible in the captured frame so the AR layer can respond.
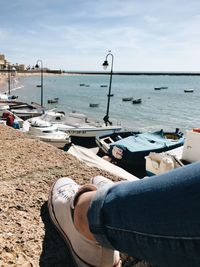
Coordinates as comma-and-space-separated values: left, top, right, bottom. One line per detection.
67, 126, 122, 138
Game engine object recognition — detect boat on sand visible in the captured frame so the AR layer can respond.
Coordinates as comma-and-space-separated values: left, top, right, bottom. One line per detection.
26, 109, 122, 147
23, 120, 71, 149
96, 129, 184, 177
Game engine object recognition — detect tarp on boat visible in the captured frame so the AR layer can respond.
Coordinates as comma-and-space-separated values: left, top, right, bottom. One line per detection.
110, 131, 183, 153
67, 144, 138, 181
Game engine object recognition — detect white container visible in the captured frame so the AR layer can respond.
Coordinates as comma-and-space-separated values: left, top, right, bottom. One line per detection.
182, 129, 200, 163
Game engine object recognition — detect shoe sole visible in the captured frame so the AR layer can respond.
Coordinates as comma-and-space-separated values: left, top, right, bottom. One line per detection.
48, 181, 95, 267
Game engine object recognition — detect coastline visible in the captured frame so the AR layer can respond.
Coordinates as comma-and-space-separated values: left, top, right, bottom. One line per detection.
0, 125, 153, 267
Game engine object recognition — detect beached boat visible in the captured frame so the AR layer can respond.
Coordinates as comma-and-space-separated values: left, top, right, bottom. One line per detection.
96, 129, 184, 176
0, 93, 18, 100
0, 100, 46, 120
145, 146, 184, 176
23, 120, 71, 149
145, 128, 200, 176
184, 89, 194, 93
132, 98, 142, 104
26, 109, 122, 146
122, 97, 133, 101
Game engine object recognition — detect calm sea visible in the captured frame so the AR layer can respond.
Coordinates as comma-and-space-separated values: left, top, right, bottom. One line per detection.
9, 74, 200, 134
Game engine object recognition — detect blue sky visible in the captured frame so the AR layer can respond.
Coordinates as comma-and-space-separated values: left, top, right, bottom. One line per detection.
1, 0, 200, 71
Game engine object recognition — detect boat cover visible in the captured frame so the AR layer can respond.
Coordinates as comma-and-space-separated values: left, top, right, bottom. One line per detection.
67, 144, 138, 181
110, 131, 183, 153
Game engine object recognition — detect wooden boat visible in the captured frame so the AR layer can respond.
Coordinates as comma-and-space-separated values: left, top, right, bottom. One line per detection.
184, 89, 194, 93
89, 103, 99, 108
96, 129, 184, 177
132, 98, 142, 104
0, 100, 46, 120
122, 97, 133, 101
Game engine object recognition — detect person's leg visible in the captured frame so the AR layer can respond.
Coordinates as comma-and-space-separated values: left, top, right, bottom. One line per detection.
87, 161, 200, 267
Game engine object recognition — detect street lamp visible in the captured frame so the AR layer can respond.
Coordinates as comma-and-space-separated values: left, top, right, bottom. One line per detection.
7, 65, 16, 95
35, 59, 44, 107
102, 51, 114, 126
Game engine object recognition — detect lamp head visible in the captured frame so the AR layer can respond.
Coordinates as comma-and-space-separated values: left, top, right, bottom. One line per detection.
102, 60, 109, 70
35, 63, 39, 69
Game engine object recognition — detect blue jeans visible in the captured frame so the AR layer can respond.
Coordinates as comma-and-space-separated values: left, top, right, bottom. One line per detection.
87, 161, 200, 267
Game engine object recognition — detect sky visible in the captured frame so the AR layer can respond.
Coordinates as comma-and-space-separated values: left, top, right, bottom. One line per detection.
1, 0, 200, 72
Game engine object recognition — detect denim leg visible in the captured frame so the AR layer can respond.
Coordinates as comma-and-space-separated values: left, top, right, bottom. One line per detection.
87, 161, 200, 267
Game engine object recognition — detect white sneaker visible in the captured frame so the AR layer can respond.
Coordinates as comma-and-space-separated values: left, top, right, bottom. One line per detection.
90, 176, 114, 189
48, 177, 121, 267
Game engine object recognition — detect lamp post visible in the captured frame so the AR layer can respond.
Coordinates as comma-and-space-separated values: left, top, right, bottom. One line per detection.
8, 65, 11, 95
35, 59, 44, 107
7, 65, 16, 95
102, 51, 114, 126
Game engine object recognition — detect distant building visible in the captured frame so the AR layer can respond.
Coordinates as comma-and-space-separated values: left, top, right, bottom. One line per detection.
0, 54, 6, 69
14, 63, 26, 71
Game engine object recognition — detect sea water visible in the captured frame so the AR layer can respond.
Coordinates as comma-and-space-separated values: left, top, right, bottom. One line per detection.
10, 74, 200, 133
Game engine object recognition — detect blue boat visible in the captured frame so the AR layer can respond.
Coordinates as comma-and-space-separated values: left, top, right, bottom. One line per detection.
96, 129, 184, 177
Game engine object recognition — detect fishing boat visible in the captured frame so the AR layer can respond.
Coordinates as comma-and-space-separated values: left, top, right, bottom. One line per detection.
0, 100, 46, 120
184, 89, 194, 93
154, 86, 168, 90
48, 98, 59, 104
145, 128, 200, 176
22, 120, 71, 149
100, 85, 108, 88
132, 98, 142, 104
89, 103, 99, 108
122, 97, 133, 101
145, 146, 184, 176
26, 109, 122, 147
107, 94, 114, 97
96, 129, 184, 177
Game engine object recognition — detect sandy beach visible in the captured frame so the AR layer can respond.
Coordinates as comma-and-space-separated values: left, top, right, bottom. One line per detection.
0, 124, 154, 267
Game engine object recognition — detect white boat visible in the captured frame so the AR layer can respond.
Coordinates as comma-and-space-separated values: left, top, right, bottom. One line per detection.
27, 110, 122, 138
23, 121, 71, 149
145, 128, 200, 176
145, 146, 184, 176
